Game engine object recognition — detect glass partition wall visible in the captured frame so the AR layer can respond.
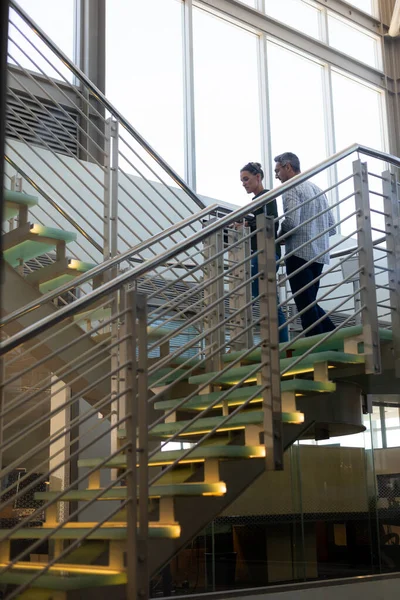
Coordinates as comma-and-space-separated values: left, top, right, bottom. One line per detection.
153, 406, 400, 596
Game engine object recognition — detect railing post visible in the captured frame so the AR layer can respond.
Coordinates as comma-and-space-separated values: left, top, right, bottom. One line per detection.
203, 225, 225, 371
125, 289, 149, 600
382, 169, 400, 377
353, 159, 381, 375
104, 117, 119, 264
256, 214, 282, 471
227, 225, 253, 351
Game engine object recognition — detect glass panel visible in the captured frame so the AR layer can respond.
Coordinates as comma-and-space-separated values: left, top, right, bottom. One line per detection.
345, 0, 376, 15
267, 41, 329, 192
8, 1, 75, 82
384, 407, 400, 448
106, 0, 185, 177
328, 13, 382, 70
331, 70, 386, 238
264, 0, 322, 40
193, 8, 261, 204
239, 0, 256, 7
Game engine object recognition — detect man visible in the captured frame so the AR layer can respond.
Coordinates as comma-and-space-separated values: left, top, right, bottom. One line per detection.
274, 152, 336, 337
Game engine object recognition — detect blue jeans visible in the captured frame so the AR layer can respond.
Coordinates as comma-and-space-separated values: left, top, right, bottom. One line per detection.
251, 255, 288, 343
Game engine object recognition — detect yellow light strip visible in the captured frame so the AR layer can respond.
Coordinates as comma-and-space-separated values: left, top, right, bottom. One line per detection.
0, 562, 123, 576
176, 426, 245, 437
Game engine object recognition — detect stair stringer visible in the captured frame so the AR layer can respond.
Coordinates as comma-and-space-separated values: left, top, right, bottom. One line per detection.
1, 262, 110, 406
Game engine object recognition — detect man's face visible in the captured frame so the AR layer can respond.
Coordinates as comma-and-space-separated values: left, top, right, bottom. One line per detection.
274, 162, 292, 183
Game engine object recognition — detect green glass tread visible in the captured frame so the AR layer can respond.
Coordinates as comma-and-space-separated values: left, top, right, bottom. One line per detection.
28, 224, 77, 242
149, 367, 190, 387
0, 570, 126, 591
4, 225, 77, 268
35, 482, 226, 503
39, 261, 96, 294
78, 445, 265, 469
150, 410, 302, 438
154, 379, 336, 412
223, 327, 392, 363
190, 351, 366, 386
0, 524, 178, 541
4, 189, 38, 220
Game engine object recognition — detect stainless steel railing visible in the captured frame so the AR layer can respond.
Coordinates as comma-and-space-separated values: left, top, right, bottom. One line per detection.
1, 149, 400, 598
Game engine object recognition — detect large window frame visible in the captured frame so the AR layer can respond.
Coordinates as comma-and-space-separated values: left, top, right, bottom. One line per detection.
186, 0, 388, 194
30, 0, 391, 195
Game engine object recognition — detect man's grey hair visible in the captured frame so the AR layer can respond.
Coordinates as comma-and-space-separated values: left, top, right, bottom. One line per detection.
274, 152, 301, 173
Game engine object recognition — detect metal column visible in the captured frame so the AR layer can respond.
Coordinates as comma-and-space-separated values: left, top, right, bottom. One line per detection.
353, 159, 381, 375
256, 213, 282, 471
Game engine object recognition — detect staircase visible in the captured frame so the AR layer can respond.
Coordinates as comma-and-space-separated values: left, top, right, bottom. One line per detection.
1, 148, 400, 599
1, 3, 400, 600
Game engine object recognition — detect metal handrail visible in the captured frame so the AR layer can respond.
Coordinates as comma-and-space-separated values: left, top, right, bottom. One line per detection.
331, 235, 386, 259
2, 142, 398, 334
9, 0, 205, 210
1, 143, 399, 353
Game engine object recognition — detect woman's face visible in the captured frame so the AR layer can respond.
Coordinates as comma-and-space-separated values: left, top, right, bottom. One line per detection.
240, 170, 261, 195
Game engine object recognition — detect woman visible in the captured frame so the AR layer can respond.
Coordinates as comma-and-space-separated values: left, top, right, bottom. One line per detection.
240, 162, 288, 343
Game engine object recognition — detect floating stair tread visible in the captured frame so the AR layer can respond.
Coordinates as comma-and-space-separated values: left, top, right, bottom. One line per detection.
4, 223, 77, 267
78, 445, 265, 469
168, 356, 205, 369
150, 410, 303, 438
154, 380, 336, 412
149, 367, 190, 387
190, 351, 365, 385
35, 482, 227, 503
0, 523, 180, 540
284, 326, 392, 354
0, 569, 126, 591
224, 327, 392, 363
25, 258, 97, 293
4, 189, 38, 220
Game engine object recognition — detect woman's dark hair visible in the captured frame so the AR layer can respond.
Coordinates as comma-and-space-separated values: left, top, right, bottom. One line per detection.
240, 162, 264, 179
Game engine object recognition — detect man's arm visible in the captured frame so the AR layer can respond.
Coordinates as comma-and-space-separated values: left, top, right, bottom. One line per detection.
279, 188, 301, 235
328, 204, 337, 237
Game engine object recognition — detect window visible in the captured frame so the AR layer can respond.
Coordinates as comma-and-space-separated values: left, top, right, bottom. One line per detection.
193, 8, 261, 204
8, 0, 75, 82
106, 0, 185, 177
328, 13, 382, 70
331, 69, 386, 237
264, 0, 323, 40
344, 0, 377, 17
267, 41, 329, 191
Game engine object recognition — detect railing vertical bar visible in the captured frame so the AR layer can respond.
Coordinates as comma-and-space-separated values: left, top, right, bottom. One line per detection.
136, 293, 149, 600
382, 169, 400, 377
125, 289, 139, 600
257, 214, 282, 470
353, 159, 381, 374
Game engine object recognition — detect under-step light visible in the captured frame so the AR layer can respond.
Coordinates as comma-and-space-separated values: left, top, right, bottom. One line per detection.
69, 259, 81, 269
169, 417, 304, 437
30, 224, 46, 235
202, 482, 227, 496
282, 365, 335, 377
42, 521, 127, 529
202, 393, 311, 410
0, 562, 124, 576
149, 445, 266, 466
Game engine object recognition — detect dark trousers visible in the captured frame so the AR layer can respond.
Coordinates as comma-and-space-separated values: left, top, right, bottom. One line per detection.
285, 255, 335, 337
